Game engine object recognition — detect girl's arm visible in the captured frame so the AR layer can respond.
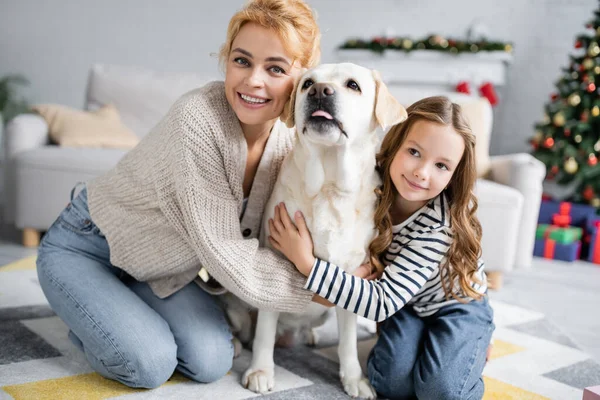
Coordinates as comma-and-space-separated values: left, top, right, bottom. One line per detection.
310, 263, 381, 308
269, 203, 448, 322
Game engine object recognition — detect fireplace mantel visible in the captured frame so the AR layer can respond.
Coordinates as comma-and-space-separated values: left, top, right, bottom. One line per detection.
335, 49, 513, 91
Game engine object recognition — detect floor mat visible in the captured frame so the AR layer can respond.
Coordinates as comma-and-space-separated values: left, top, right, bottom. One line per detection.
1, 256, 596, 399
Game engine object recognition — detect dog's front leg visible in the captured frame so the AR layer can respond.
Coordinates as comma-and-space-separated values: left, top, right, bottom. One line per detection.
336, 308, 376, 399
242, 310, 279, 394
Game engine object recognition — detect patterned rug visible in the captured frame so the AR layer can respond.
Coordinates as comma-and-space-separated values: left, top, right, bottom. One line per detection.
1, 255, 598, 399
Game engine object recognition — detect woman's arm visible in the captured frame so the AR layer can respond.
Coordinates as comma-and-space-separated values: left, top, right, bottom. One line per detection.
269, 203, 447, 321
170, 102, 312, 313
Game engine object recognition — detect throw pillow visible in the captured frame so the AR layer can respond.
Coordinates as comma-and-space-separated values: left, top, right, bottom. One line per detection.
31, 103, 139, 149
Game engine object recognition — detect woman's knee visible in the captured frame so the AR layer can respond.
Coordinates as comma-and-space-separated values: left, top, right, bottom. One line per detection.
116, 342, 178, 389
180, 333, 234, 383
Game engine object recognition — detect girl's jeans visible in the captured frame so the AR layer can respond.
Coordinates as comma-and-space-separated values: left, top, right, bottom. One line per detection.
368, 296, 494, 400
36, 186, 234, 389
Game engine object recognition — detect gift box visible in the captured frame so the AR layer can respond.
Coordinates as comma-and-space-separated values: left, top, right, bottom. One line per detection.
534, 223, 582, 261
587, 220, 600, 264
534, 238, 581, 262
538, 200, 597, 227
536, 224, 582, 244
583, 385, 600, 400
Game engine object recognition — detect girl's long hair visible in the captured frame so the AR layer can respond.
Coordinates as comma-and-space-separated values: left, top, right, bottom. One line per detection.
368, 96, 483, 301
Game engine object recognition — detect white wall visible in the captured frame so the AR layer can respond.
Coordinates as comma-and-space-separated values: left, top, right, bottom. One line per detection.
0, 0, 596, 155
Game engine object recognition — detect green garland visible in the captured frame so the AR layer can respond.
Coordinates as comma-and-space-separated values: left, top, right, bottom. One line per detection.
339, 34, 513, 55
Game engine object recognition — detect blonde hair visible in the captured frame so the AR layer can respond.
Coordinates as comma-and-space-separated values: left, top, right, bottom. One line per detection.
368, 96, 483, 301
218, 0, 321, 70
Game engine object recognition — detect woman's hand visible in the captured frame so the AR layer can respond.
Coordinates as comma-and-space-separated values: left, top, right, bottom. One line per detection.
269, 202, 315, 277
353, 262, 382, 281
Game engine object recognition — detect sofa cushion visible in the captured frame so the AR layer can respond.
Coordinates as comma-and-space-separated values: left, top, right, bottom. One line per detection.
386, 87, 492, 177
85, 64, 216, 138
32, 103, 139, 149
14, 146, 128, 174
14, 146, 128, 230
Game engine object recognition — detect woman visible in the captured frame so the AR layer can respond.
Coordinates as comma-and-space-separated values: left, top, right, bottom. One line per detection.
36, 0, 321, 389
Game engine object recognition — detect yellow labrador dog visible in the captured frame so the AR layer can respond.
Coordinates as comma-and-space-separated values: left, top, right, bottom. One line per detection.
242, 63, 407, 398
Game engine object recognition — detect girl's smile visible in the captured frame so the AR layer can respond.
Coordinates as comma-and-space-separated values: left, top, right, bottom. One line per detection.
402, 175, 428, 190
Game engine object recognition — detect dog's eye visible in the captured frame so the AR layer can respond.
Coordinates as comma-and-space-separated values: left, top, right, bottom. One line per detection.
347, 80, 361, 92
302, 79, 314, 90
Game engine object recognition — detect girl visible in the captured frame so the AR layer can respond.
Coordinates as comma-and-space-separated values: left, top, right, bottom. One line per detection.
36, 0, 321, 390
269, 96, 494, 400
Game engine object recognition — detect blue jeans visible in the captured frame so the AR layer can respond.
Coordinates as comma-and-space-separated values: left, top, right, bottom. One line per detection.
367, 296, 494, 400
36, 186, 234, 389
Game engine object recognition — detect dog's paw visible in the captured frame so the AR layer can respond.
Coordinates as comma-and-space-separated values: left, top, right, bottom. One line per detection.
341, 374, 376, 399
242, 366, 274, 394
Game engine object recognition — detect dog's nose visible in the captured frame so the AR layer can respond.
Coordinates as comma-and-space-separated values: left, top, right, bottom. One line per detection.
308, 83, 335, 99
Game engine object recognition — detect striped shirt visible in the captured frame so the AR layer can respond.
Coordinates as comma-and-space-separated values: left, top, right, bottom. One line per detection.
304, 193, 487, 321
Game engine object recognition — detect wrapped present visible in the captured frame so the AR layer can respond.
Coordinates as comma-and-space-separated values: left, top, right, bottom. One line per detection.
583, 385, 600, 400
586, 216, 600, 233
534, 224, 581, 261
534, 238, 581, 261
536, 224, 582, 244
538, 200, 597, 227
588, 220, 600, 264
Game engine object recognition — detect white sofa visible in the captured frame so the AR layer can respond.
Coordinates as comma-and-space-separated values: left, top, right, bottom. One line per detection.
3, 64, 215, 246
4, 64, 545, 288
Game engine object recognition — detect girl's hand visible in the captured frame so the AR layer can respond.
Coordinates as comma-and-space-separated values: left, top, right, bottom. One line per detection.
269, 202, 315, 277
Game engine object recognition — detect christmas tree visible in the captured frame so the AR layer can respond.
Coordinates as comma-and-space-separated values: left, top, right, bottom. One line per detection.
531, 5, 600, 208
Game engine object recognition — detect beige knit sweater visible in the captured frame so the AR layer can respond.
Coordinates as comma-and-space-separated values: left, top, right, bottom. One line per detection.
87, 81, 313, 313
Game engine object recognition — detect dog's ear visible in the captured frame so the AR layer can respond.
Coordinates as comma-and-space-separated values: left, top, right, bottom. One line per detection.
280, 76, 300, 128
372, 70, 407, 131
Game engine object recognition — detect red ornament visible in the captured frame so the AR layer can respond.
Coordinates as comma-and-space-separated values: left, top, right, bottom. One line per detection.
589, 154, 598, 166
582, 111, 590, 122
544, 137, 555, 148
575, 40, 583, 48
455, 81, 471, 94
584, 186, 595, 201
479, 82, 498, 106
551, 165, 559, 174
564, 128, 571, 137
551, 93, 559, 101
589, 83, 597, 92
373, 36, 384, 44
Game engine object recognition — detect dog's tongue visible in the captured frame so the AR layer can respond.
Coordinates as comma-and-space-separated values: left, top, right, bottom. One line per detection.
312, 110, 333, 120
